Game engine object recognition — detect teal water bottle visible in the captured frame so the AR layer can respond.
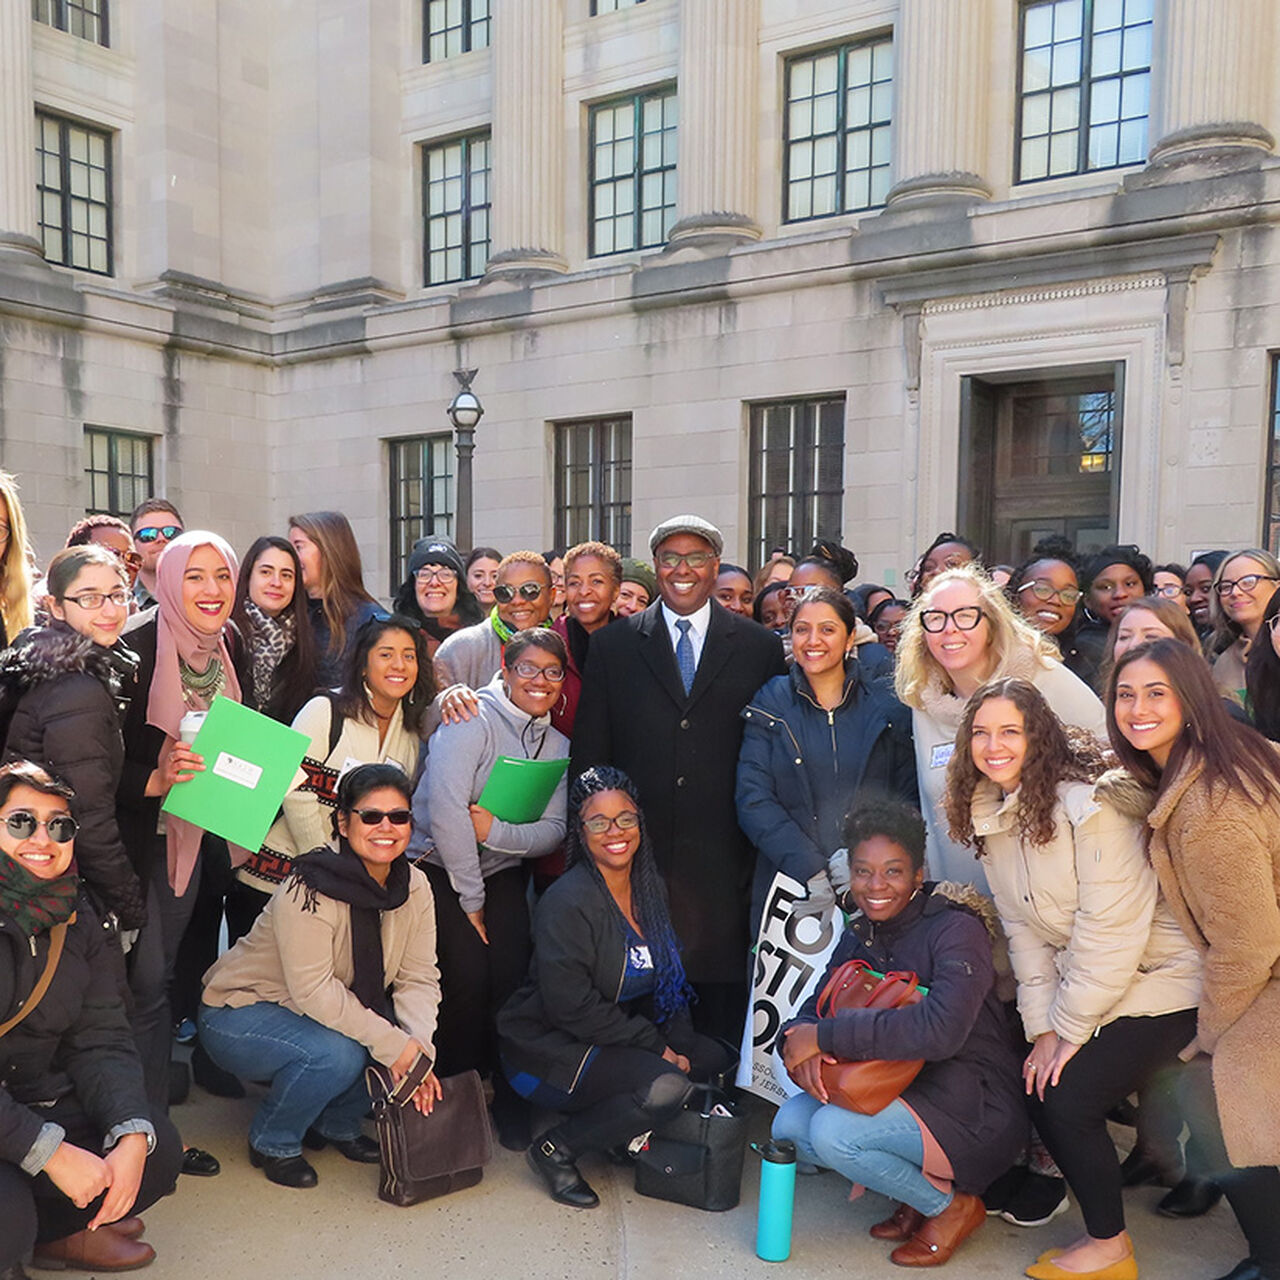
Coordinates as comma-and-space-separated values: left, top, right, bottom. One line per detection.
754, 1138, 797, 1262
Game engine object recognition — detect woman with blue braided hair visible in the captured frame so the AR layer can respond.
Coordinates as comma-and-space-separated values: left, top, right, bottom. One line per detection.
497, 766, 734, 1209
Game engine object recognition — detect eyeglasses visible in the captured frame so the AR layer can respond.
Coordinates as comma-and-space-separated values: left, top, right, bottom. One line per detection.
414, 566, 457, 584
919, 606, 986, 633
582, 810, 641, 835
1017, 580, 1081, 606
1153, 583, 1189, 599
62, 589, 131, 611
3, 810, 79, 843
1216, 574, 1278, 597
133, 524, 182, 545
493, 582, 545, 604
509, 661, 565, 682
351, 808, 412, 826
657, 551, 714, 570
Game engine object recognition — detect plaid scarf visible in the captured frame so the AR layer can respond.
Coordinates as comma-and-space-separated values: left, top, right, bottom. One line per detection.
244, 599, 295, 712
0, 855, 78, 938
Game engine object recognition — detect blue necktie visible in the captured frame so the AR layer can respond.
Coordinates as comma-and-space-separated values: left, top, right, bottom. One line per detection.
675, 618, 695, 695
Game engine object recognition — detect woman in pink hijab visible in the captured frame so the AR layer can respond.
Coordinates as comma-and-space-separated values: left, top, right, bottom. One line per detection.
116, 531, 242, 1173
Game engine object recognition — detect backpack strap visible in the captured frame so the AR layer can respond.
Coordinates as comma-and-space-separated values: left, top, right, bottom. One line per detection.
0, 917, 72, 1039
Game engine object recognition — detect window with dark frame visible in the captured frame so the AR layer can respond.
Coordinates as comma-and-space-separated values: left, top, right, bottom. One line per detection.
84, 427, 153, 517
554, 416, 633, 552
784, 34, 893, 223
589, 86, 677, 257
1266, 356, 1280, 556
422, 131, 491, 286
389, 435, 455, 592
36, 111, 112, 275
33, 0, 109, 46
747, 398, 845, 570
592, 0, 646, 13
423, 0, 489, 63
1016, 0, 1153, 183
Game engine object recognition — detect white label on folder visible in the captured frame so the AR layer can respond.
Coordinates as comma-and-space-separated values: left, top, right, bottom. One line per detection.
212, 751, 263, 790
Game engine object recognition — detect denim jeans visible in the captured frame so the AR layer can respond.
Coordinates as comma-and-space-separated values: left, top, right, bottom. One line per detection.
773, 1093, 951, 1217
199, 1003, 371, 1157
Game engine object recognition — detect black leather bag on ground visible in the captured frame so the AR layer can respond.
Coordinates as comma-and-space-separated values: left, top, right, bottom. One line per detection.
633, 1084, 748, 1212
365, 1059, 493, 1206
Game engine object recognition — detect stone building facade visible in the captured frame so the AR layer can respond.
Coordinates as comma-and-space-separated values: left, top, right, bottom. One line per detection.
1, 0, 1279, 595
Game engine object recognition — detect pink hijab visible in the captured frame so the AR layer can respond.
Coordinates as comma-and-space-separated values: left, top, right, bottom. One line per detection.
146, 531, 242, 894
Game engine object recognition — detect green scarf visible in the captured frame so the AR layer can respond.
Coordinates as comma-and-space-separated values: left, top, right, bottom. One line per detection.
0, 855, 79, 938
489, 606, 553, 645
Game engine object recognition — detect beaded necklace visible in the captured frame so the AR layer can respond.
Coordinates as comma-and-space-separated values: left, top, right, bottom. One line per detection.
179, 654, 226, 709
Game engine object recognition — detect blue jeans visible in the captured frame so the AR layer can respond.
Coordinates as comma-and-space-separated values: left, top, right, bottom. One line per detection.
773, 1093, 951, 1218
198, 1003, 371, 1158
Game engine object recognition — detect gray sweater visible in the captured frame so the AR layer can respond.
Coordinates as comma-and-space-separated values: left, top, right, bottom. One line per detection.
433, 617, 503, 693
409, 674, 568, 912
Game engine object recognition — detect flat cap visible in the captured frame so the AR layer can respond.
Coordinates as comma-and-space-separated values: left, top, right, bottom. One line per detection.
648, 514, 724, 557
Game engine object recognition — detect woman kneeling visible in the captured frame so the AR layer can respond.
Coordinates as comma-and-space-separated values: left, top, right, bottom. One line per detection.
498, 767, 733, 1208
200, 764, 441, 1189
774, 801, 1026, 1268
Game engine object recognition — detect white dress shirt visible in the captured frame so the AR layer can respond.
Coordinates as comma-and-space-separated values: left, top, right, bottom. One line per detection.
660, 599, 712, 671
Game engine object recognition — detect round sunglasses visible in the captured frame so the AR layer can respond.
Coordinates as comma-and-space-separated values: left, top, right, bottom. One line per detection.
2, 810, 79, 843
493, 581, 545, 604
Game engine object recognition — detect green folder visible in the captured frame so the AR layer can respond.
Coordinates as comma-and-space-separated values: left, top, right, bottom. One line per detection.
161, 695, 311, 850
476, 756, 569, 824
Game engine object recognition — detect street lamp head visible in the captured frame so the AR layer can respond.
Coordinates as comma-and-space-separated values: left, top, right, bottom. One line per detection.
447, 368, 484, 431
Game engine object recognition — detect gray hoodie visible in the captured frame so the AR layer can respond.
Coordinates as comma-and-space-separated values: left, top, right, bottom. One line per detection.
409, 673, 569, 912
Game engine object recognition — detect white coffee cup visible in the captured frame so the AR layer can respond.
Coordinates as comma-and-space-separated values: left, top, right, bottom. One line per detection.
178, 710, 207, 745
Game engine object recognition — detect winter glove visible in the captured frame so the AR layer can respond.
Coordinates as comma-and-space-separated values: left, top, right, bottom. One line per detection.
828, 846, 856, 914
792, 869, 836, 919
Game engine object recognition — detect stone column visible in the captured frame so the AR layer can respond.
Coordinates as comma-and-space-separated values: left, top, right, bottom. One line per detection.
667, 0, 761, 247
486, 0, 566, 276
884, 0, 992, 210
0, 4, 43, 259
1147, 0, 1274, 167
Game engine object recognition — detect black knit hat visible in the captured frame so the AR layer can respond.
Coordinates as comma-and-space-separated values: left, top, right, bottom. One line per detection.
408, 536, 465, 579
1082, 544, 1153, 592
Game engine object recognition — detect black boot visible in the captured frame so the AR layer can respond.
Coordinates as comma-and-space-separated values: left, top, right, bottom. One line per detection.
1157, 1175, 1224, 1217
527, 1131, 599, 1209
192, 1041, 246, 1098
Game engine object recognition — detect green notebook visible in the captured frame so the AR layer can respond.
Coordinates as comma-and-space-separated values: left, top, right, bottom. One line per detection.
161, 695, 310, 850
476, 756, 569, 824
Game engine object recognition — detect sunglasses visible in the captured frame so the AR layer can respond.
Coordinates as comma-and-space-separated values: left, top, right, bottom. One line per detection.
134, 524, 182, 545
582, 810, 641, 835
493, 582, 545, 604
3, 810, 79, 843
351, 808, 412, 826
111, 547, 144, 571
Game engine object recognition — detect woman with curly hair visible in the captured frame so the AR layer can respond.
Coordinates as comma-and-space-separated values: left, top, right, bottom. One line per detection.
896, 565, 1105, 890
498, 766, 732, 1210
945, 678, 1201, 1280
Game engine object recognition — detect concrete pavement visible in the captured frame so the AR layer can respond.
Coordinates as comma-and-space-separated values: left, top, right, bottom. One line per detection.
111, 1083, 1247, 1280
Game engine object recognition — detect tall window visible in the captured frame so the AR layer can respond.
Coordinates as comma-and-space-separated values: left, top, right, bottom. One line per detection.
423, 132, 491, 285
423, 0, 489, 62
36, 112, 112, 275
592, 0, 645, 12
1017, 0, 1153, 182
784, 35, 893, 223
589, 87, 678, 257
85, 428, 152, 517
748, 398, 845, 569
554, 416, 632, 551
1266, 357, 1280, 555
33, 0, 108, 46
389, 436, 454, 591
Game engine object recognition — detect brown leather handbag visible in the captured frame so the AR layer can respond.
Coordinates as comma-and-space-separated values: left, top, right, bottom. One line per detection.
815, 958, 927, 1114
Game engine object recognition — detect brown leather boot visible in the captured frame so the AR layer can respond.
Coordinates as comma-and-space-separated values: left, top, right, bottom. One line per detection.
889, 1191, 985, 1267
110, 1217, 145, 1239
870, 1201, 928, 1241
32, 1224, 156, 1272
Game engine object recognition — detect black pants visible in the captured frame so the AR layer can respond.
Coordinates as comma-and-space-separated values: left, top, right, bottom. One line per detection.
424, 862, 531, 1117
0, 1106, 182, 1267
171, 836, 235, 1025
689, 980, 747, 1046
1029, 1009, 1197, 1239
1178, 1054, 1280, 1272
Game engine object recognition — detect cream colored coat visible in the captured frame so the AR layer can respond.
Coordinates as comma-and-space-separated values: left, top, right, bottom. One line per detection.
1147, 757, 1280, 1167
973, 773, 1201, 1045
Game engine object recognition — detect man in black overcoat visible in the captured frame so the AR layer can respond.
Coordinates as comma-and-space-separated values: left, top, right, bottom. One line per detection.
572, 515, 786, 1041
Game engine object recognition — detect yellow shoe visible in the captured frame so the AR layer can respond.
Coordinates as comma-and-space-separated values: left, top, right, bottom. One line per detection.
1025, 1254, 1137, 1280
1035, 1250, 1063, 1264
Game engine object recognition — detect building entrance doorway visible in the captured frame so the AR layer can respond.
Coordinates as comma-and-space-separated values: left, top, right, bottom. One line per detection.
958, 368, 1121, 565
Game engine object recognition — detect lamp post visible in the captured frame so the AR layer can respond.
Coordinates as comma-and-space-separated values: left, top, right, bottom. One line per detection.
446, 368, 484, 550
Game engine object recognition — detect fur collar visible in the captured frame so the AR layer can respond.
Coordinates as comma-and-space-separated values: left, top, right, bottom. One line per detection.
916, 644, 1046, 730
1094, 767, 1157, 822
0, 624, 137, 699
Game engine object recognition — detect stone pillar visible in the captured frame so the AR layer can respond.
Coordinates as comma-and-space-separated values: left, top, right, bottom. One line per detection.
0, 4, 42, 259
1147, 0, 1274, 167
667, 0, 761, 247
486, 0, 566, 276
884, 0, 992, 210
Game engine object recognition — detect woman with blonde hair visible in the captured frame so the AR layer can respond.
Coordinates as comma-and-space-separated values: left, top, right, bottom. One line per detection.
895, 564, 1105, 890
288, 511, 380, 685
1207, 548, 1280, 706
0, 471, 34, 645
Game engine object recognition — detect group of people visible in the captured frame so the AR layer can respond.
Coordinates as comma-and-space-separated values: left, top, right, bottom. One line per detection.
0, 463, 1275, 1280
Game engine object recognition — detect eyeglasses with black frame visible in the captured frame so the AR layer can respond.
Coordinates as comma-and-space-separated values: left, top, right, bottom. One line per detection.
656, 550, 714, 570
493, 581, 546, 604
2, 810, 79, 843
1152, 583, 1190, 599
509, 660, 565, 682
1216, 574, 1279, 597
581, 810, 641, 836
62, 589, 131, 611
919, 606, 986, 633
1017, 580, 1082, 606
414, 566, 458, 584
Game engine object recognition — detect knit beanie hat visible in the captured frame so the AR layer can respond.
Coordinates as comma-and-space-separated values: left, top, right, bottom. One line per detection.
620, 557, 658, 600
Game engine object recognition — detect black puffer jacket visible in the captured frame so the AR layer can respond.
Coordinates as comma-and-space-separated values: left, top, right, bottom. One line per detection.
0, 895, 152, 1168
0, 625, 146, 928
